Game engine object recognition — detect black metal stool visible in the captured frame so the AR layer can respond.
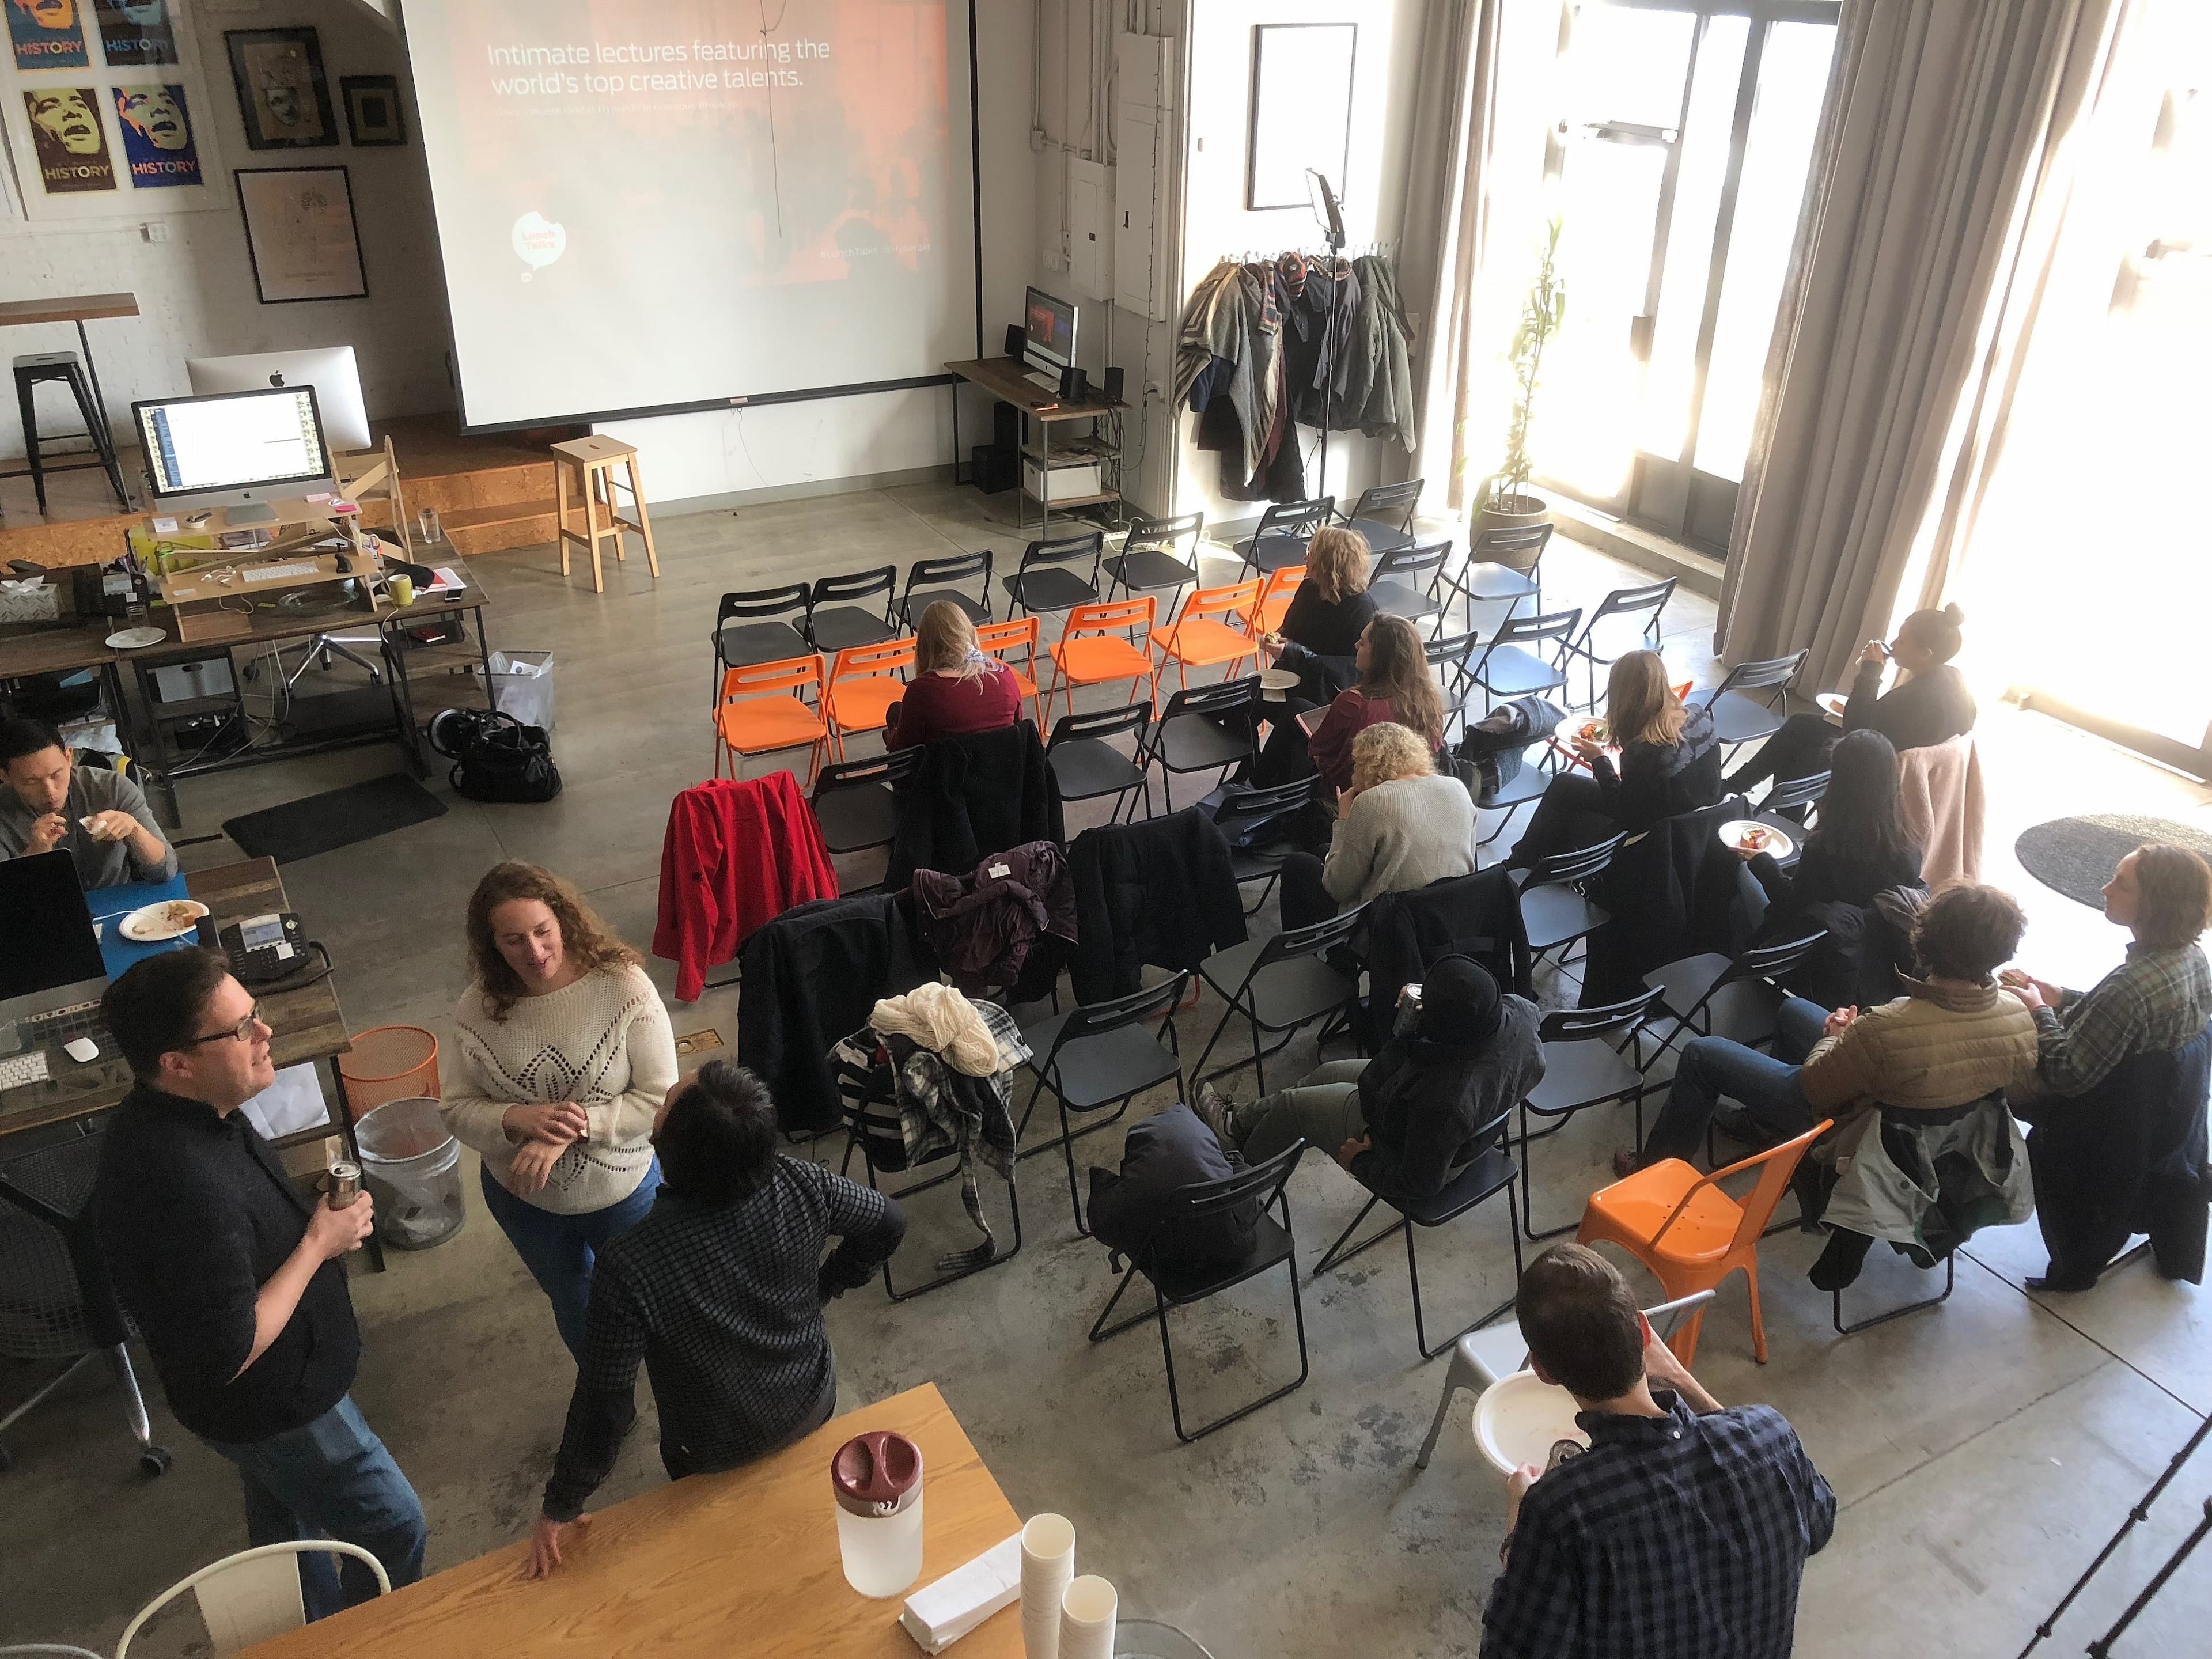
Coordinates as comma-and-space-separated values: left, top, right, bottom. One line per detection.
11, 350, 130, 514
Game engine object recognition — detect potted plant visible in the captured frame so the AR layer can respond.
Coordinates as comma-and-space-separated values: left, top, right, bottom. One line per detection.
1473, 218, 1566, 537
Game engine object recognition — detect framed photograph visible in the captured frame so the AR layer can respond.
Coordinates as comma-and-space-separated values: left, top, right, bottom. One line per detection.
1246, 23, 1357, 212
93, 1, 180, 69
236, 165, 366, 302
340, 74, 404, 146
225, 26, 336, 151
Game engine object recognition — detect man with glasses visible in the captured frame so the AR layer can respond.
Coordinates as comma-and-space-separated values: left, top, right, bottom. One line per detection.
90, 949, 425, 1619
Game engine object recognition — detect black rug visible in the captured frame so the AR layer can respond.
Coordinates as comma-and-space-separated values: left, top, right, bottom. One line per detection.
224, 774, 448, 865
2014, 814, 2212, 908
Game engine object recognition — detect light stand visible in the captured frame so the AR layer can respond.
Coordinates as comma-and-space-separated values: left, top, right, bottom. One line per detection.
1305, 169, 1347, 503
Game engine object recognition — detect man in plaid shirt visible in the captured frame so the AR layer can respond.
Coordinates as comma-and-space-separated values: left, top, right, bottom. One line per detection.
1481, 1245, 1834, 1658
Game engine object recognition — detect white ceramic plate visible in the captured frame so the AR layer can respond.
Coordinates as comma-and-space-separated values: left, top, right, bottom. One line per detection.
105, 626, 166, 650
1258, 666, 1301, 701
1719, 819, 1794, 861
119, 899, 209, 942
1574, 718, 1611, 745
1816, 691, 1849, 719
1472, 1370, 1589, 1475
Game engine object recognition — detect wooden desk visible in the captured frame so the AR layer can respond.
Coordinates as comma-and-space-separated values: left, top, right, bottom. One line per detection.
0, 293, 139, 511
945, 357, 1126, 539
242, 1383, 1023, 1659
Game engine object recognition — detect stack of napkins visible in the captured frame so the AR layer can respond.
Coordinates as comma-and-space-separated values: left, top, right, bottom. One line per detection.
899, 1531, 1023, 1654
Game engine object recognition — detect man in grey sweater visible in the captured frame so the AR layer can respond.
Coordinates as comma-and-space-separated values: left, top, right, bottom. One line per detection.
0, 716, 174, 889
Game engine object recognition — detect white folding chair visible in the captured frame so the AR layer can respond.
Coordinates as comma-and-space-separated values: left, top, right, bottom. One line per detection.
1413, 1289, 1717, 1469
115, 1541, 392, 1657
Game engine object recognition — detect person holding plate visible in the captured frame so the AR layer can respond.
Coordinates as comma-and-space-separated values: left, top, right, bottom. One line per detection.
0, 715, 175, 889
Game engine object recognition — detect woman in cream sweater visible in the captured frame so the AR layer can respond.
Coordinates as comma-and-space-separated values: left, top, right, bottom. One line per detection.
1278, 722, 1478, 930
443, 862, 677, 1361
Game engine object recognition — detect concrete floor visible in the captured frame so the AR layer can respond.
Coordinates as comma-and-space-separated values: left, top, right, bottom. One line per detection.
4, 479, 2211, 1656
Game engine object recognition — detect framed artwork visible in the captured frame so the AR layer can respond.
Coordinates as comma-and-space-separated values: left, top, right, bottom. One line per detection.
92, 0, 179, 69
236, 165, 366, 302
7, 0, 90, 72
340, 73, 403, 146
112, 80, 199, 187
1245, 23, 1357, 213
225, 25, 335, 150
20, 84, 113, 192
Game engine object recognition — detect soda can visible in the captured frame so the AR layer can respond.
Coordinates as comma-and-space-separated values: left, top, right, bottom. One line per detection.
327, 1160, 362, 1209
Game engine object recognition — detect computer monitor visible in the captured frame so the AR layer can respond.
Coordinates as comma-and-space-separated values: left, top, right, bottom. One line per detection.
187, 346, 372, 454
1022, 287, 1078, 380
0, 850, 106, 1008
131, 385, 336, 517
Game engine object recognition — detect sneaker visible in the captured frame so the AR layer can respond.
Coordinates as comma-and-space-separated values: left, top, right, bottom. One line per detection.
1192, 1080, 1237, 1144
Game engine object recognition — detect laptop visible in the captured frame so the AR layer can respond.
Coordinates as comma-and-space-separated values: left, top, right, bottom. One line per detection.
1, 850, 111, 1087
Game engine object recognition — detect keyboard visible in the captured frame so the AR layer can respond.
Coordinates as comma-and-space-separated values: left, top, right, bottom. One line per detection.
0, 1051, 50, 1092
17, 1000, 105, 1050
241, 560, 322, 584
227, 502, 278, 525
1025, 370, 1062, 393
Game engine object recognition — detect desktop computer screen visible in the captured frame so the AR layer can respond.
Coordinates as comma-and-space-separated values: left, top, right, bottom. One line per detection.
187, 347, 372, 454
132, 386, 335, 513
1022, 287, 1077, 381
0, 851, 105, 1005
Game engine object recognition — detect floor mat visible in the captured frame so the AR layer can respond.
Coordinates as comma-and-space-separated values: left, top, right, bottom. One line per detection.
2014, 813, 2212, 908
222, 773, 448, 864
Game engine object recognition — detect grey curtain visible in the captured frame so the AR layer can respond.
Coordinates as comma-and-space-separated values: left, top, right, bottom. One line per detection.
1715, 0, 2126, 692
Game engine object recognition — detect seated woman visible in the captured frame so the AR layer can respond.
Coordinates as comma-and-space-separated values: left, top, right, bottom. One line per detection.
1278, 721, 1476, 931
1193, 956, 1543, 1202
1727, 603, 1976, 794
1509, 650, 1721, 870
1630, 883, 2040, 1173
1263, 525, 1377, 704
1254, 613, 1446, 794
2002, 841, 2212, 1100
884, 600, 1025, 750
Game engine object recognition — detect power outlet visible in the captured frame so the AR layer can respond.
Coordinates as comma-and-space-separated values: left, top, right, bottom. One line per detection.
141, 221, 169, 244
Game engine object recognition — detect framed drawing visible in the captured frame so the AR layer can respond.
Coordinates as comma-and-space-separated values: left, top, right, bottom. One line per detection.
340, 73, 404, 146
1245, 23, 1357, 213
225, 25, 336, 150
236, 165, 366, 302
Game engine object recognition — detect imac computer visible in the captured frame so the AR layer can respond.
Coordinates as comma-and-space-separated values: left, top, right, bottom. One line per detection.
186, 346, 372, 454
1022, 287, 1077, 392
131, 385, 336, 523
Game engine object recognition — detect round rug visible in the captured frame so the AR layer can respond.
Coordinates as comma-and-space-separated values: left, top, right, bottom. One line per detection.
2014, 814, 2212, 908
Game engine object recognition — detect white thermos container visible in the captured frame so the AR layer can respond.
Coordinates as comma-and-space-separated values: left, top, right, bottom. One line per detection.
832, 1430, 926, 1599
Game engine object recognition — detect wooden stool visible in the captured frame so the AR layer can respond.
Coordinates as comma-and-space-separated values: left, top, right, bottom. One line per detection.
552, 434, 660, 594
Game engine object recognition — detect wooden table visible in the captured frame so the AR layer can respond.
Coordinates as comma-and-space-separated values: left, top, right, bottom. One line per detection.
0, 293, 138, 509
945, 356, 1126, 539
241, 1383, 1024, 1658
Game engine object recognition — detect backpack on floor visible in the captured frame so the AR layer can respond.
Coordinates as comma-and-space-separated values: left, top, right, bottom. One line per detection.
429, 707, 562, 804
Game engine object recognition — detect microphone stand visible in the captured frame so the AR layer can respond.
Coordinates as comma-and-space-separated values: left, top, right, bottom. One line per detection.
1306, 170, 1347, 505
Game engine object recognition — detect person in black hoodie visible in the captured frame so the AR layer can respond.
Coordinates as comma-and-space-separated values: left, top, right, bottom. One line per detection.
1727, 603, 1977, 793
1509, 650, 1721, 870
1741, 729, 1923, 925
1193, 956, 1543, 1201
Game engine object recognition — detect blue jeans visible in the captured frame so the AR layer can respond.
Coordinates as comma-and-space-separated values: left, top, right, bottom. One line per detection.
202, 1395, 425, 1622
1640, 997, 1829, 1167
479, 1157, 662, 1361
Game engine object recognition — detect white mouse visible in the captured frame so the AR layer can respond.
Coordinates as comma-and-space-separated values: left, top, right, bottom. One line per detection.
64, 1037, 100, 1063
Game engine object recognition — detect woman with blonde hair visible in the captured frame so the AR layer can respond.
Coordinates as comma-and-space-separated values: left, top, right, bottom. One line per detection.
884, 599, 1024, 750
1278, 721, 1478, 929
1265, 525, 1377, 698
443, 861, 678, 1361
1509, 648, 1721, 869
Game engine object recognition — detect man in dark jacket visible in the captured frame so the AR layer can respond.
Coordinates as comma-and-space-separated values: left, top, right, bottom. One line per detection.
1088, 1103, 1259, 1270
1196, 956, 1544, 1200
90, 950, 425, 1619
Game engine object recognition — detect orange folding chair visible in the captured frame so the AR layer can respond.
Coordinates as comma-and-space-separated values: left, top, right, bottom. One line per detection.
712, 654, 830, 785
1150, 579, 1263, 696
1044, 597, 1157, 727
1251, 565, 1306, 637
1575, 1119, 1831, 1365
974, 615, 1043, 725
823, 637, 918, 759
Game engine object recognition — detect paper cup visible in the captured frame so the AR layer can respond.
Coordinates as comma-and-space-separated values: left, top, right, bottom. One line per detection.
1021, 1514, 1076, 1659
1059, 1576, 1116, 1659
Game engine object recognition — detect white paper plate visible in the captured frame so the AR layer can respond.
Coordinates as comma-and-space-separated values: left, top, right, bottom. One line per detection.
1573, 718, 1610, 745
106, 626, 166, 650
1472, 1371, 1589, 1475
120, 899, 209, 942
1816, 691, 1849, 719
1719, 819, 1794, 861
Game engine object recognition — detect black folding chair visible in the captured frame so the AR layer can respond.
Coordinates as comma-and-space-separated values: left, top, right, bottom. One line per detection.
1139, 676, 1261, 815
1639, 930, 1830, 1073
1311, 1104, 1524, 1358
1517, 832, 1627, 974
1476, 739, 1563, 849
1017, 974, 1189, 1232
834, 1046, 1022, 1302
1233, 498, 1335, 578
1002, 529, 1105, 618
1750, 770, 1830, 869
1104, 512, 1204, 605
1690, 650, 1808, 749
1427, 628, 1483, 743
1368, 539, 1450, 637
1442, 521, 1550, 629
1191, 906, 1367, 1090
809, 748, 923, 884
1339, 479, 1422, 554
805, 565, 900, 653
1518, 990, 1661, 1238
1046, 702, 1153, 824
1562, 578, 1677, 710
1088, 1138, 1312, 1442
899, 550, 993, 628
710, 584, 812, 699
1468, 608, 1580, 711
1211, 777, 1319, 913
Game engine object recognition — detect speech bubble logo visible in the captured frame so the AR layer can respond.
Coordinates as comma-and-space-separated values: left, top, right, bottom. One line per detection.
512, 211, 565, 275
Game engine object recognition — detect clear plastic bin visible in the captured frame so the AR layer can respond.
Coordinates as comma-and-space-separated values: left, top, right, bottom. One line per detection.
354, 1096, 466, 1250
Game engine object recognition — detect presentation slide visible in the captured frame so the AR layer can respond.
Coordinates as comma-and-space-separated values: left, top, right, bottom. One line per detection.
402, 1, 978, 430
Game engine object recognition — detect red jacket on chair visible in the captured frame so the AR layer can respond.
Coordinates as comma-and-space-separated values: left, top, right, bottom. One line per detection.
654, 772, 839, 1001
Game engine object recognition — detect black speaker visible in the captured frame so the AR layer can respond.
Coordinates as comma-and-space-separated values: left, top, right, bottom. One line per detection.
1059, 365, 1088, 403
970, 444, 1018, 494
1102, 366, 1124, 404
992, 399, 1020, 449
1004, 323, 1025, 358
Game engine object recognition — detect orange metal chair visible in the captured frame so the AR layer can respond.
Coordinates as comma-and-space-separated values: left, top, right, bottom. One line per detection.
1574, 1119, 1831, 1365
1044, 597, 1157, 726
1150, 579, 1263, 695
974, 615, 1043, 724
823, 637, 918, 759
1251, 565, 1307, 637
713, 654, 829, 785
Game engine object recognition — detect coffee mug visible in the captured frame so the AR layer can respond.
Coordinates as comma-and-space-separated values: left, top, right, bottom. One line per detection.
389, 574, 415, 606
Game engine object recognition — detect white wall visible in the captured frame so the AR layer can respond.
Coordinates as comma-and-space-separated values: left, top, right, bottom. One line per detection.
0, 0, 454, 463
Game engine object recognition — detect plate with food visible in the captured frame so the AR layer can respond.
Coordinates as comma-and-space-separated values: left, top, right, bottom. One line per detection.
119, 898, 210, 942
1258, 666, 1301, 701
1719, 819, 1794, 861
1472, 1370, 1590, 1475
1816, 691, 1849, 719
105, 626, 166, 650
1575, 718, 1611, 745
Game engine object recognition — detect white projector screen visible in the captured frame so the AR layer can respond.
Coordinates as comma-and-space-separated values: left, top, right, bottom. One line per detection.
401, 0, 980, 430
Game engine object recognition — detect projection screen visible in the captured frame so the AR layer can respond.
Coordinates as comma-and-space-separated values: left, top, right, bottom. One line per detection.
400, 0, 980, 430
